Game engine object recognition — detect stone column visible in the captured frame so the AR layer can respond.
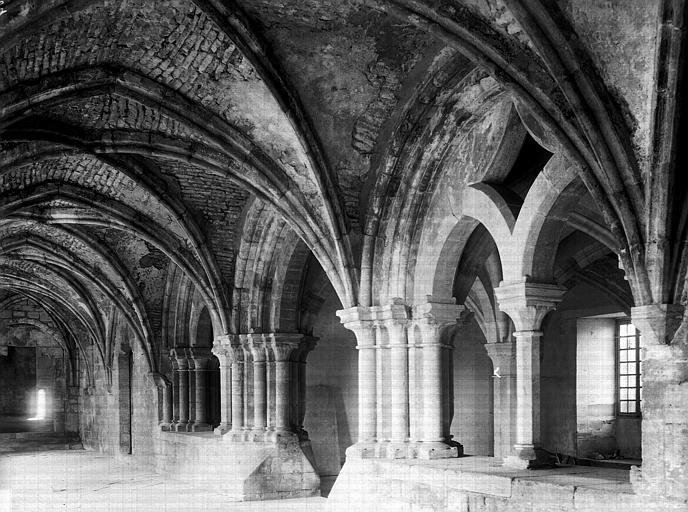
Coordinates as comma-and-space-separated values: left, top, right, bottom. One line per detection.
494, 281, 565, 468
190, 347, 211, 431
408, 329, 421, 444
413, 300, 462, 459
485, 341, 517, 459
268, 334, 302, 438
239, 335, 253, 433
212, 335, 232, 435
380, 304, 410, 458
337, 307, 377, 458
151, 373, 173, 430
294, 336, 318, 436
631, 304, 686, 500
248, 334, 267, 438
172, 348, 191, 431
373, 321, 388, 451
170, 354, 180, 428
266, 347, 276, 433
230, 342, 245, 440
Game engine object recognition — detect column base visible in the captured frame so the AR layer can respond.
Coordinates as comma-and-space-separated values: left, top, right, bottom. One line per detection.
213, 423, 230, 435
159, 422, 173, 431
503, 445, 552, 469
250, 428, 268, 442
172, 421, 190, 432
222, 429, 248, 442
269, 429, 299, 444
417, 441, 461, 460
345, 441, 378, 459
386, 441, 410, 459
190, 422, 212, 432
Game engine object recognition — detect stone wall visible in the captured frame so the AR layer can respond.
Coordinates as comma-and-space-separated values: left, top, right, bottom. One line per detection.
0, 347, 35, 415
0, 299, 71, 434
79, 326, 159, 462
541, 283, 641, 458
450, 318, 494, 456
304, 288, 358, 478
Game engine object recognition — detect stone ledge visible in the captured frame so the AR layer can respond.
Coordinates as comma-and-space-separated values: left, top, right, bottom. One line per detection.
150, 429, 320, 501
327, 457, 687, 512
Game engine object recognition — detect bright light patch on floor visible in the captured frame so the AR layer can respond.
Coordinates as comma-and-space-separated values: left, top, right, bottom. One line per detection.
28, 389, 46, 421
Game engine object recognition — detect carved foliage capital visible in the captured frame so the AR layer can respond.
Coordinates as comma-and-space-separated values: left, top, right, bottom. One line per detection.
494, 281, 565, 332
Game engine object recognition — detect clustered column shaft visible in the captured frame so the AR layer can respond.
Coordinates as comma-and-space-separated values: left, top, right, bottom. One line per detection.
211, 333, 316, 443
168, 347, 213, 432
337, 301, 462, 460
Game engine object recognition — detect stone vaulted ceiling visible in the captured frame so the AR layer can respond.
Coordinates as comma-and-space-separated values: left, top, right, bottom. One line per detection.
1, 0, 687, 373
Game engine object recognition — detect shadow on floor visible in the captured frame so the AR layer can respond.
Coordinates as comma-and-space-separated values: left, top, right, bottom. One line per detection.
0, 414, 51, 433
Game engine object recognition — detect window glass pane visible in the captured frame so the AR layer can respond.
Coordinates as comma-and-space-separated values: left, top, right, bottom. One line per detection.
618, 320, 641, 415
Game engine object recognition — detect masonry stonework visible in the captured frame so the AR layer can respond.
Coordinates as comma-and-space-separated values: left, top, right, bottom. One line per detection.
0, 1, 687, 511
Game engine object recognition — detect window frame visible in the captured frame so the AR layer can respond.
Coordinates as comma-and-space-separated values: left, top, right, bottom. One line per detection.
615, 319, 642, 418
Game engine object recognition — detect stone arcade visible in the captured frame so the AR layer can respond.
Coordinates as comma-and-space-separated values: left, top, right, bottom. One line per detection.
0, 1, 687, 511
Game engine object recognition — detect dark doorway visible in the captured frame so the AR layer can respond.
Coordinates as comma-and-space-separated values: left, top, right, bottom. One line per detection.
0, 347, 48, 433
118, 349, 133, 454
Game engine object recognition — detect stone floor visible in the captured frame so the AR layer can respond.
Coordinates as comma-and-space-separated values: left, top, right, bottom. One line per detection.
2, 449, 663, 512
0, 414, 52, 433
0, 450, 328, 512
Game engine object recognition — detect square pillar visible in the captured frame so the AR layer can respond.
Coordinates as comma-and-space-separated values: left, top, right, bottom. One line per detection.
631, 304, 687, 500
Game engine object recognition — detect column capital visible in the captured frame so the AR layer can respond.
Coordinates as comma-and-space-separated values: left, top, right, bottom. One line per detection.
337, 306, 376, 324
212, 335, 244, 362
484, 341, 516, 376
376, 303, 409, 344
267, 332, 303, 361
337, 307, 376, 348
245, 333, 267, 361
189, 347, 212, 369
631, 304, 685, 346
170, 347, 191, 368
494, 281, 565, 332
149, 372, 171, 389
412, 299, 464, 328
294, 336, 318, 362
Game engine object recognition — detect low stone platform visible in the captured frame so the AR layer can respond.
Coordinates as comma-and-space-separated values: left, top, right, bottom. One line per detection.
327, 456, 688, 512
1, 450, 327, 512
151, 430, 320, 501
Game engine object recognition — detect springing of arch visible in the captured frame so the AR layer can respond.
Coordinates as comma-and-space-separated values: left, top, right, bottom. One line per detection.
369, 0, 652, 307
